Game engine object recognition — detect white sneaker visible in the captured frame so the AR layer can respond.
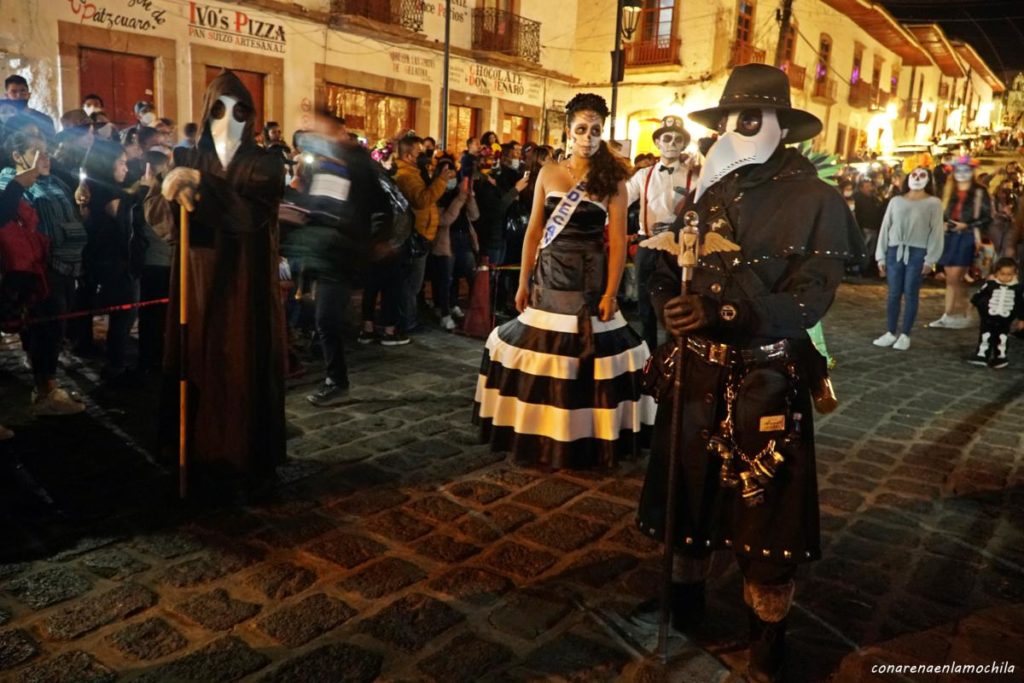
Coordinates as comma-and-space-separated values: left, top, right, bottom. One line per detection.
451, 305, 465, 318
872, 332, 898, 347
945, 315, 973, 329
927, 314, 951, 328
440, 315, 456, 331
893, 334, 911, 351
31, 388, 86, 416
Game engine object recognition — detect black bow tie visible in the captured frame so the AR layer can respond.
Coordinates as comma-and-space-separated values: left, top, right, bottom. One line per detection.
659, 165, 674, 174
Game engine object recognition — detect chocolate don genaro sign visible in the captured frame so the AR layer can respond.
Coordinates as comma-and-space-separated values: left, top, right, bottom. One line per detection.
188, 1, 286, 53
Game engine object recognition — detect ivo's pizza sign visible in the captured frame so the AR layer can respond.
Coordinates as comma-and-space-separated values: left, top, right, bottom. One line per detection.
188, 1, 287, 53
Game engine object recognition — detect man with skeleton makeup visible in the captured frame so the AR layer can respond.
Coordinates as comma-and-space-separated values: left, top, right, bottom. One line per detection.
159, 70, 287, 488
627, 116, 695, 351
635, 65, 862, 682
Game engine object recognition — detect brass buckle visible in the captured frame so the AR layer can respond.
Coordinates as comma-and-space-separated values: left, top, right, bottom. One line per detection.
708, 343, 730, 366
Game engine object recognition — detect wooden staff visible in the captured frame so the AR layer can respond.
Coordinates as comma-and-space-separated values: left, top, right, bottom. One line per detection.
659, 211, 700, 661
178, 203, 190, 500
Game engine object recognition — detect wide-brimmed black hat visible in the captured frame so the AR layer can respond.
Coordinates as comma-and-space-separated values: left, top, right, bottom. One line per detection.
652, 115, 690, 145
689, 64, 822, 143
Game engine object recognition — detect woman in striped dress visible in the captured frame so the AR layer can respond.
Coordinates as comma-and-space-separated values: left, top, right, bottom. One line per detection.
473, 94, 655, 469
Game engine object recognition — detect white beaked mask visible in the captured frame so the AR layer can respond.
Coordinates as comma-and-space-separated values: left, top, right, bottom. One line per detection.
908, 168, 929, 191
210, 95, 246, 169
568, 111, 603, 159
694, 108, 785, 202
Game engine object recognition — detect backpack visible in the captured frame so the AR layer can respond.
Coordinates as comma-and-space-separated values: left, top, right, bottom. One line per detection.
372, 166, 416, 261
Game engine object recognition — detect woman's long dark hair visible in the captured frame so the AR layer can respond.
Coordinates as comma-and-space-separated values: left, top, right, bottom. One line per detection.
523, 144, 551, 199
565, 94, 628, 202
81, 138, 126, 214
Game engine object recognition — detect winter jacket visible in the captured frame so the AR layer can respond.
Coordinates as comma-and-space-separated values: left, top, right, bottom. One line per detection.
392, 158, 448, 242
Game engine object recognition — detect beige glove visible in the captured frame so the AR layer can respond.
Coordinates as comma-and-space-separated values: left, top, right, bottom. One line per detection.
161, 167, 201, 212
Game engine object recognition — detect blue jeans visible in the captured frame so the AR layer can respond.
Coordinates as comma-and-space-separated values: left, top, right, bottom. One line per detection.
885, 246, 926, 335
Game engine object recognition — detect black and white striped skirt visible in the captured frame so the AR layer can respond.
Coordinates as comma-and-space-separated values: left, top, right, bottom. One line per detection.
473, 307, 656, 469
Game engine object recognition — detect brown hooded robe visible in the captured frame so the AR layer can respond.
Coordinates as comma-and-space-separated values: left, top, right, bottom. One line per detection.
161, 70, 286, 478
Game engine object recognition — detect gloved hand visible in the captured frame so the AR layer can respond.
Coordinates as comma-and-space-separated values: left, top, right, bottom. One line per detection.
278, 257, 292, 281
162, 168, 201, 211
663, 294, 715, 337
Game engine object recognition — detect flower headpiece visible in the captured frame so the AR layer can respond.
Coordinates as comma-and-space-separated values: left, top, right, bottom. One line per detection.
901, 152, 933, 174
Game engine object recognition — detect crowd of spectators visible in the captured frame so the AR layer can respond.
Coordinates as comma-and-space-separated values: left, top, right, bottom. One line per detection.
4, 68, 1024, 437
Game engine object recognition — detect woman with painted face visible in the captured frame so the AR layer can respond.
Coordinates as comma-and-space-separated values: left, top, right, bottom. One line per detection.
473, 93, 655, 469
872, 165, 945, 351
929, 157, 992, 329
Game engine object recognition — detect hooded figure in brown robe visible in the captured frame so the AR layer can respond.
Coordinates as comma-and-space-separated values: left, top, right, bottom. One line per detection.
159, 70, 286, 482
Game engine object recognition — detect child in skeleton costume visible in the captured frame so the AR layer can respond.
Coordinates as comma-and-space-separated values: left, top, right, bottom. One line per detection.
473, 94, 655, 468
159, 70, 287, 485
969, 257, 1022, 369
634, 65, 863, 683
626, 116, 695, 351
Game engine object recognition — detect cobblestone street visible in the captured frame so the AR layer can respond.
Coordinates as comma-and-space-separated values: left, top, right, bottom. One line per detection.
1, 281, 1022, 682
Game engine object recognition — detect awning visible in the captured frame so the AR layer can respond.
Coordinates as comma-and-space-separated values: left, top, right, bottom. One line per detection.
905, 24, 965, 79
817, 0, 932, 66
952, 41, 1006, 94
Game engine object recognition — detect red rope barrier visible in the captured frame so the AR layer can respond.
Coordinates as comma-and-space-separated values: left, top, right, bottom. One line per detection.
1, 297, 170, 330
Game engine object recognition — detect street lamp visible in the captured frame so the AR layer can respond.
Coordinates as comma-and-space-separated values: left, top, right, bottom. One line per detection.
610, 0, 642, 141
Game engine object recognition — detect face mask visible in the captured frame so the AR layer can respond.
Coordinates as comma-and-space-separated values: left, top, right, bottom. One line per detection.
210, 95, 247, 169
84, 105, 99, 117
568, 112, 603, 159
843, 190, 854, 198
953, 168, 973, 183
908, 168, 929, 191
656, 132, 687, 162
508, 158, 521, 170
694, 108, 784, 202
140, 111, 157, 126
446, 179, 458, 191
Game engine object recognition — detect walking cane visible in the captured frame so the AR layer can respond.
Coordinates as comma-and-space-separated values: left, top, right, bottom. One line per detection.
178, 203, 190, 500
658, 211, 700, 661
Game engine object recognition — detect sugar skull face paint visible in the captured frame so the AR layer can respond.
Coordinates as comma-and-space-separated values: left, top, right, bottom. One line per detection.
567, 110, 604, 159
908, 167, 929, 191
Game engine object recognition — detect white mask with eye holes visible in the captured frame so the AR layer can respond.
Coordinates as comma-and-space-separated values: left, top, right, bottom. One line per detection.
907, 167, 930, 191
694, 108, 785, 202
210, 95, 246, 169
568, 111, 603, 160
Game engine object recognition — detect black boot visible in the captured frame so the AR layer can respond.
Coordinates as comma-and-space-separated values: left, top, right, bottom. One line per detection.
747, 608, 786, 683
670, 581, 706, 632
628, 581, 706, 634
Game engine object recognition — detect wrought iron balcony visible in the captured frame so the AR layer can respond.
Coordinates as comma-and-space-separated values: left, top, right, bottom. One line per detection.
331, 0, 423, 33
780, 61, 806, 90
729, 41, 766, 67
472, 8, 541, 63
624, 36, 681, 67
811, 77, 837, 103
848, 79, 873, 108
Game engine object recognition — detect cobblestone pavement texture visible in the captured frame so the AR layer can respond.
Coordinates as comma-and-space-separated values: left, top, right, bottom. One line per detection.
0, 282, 1022, 682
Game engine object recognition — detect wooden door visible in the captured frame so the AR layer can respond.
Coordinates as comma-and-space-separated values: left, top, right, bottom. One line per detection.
205, 66, 266, 133
502, 113, 529, 145
447, 104, 479, 153
79, 48, 154, 128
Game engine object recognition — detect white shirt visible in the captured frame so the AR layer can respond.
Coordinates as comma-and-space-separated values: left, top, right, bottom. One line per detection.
626, 160, 695, 236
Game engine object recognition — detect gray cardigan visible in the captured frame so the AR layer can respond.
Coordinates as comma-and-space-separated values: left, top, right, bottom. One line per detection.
875, 195, 945, 266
